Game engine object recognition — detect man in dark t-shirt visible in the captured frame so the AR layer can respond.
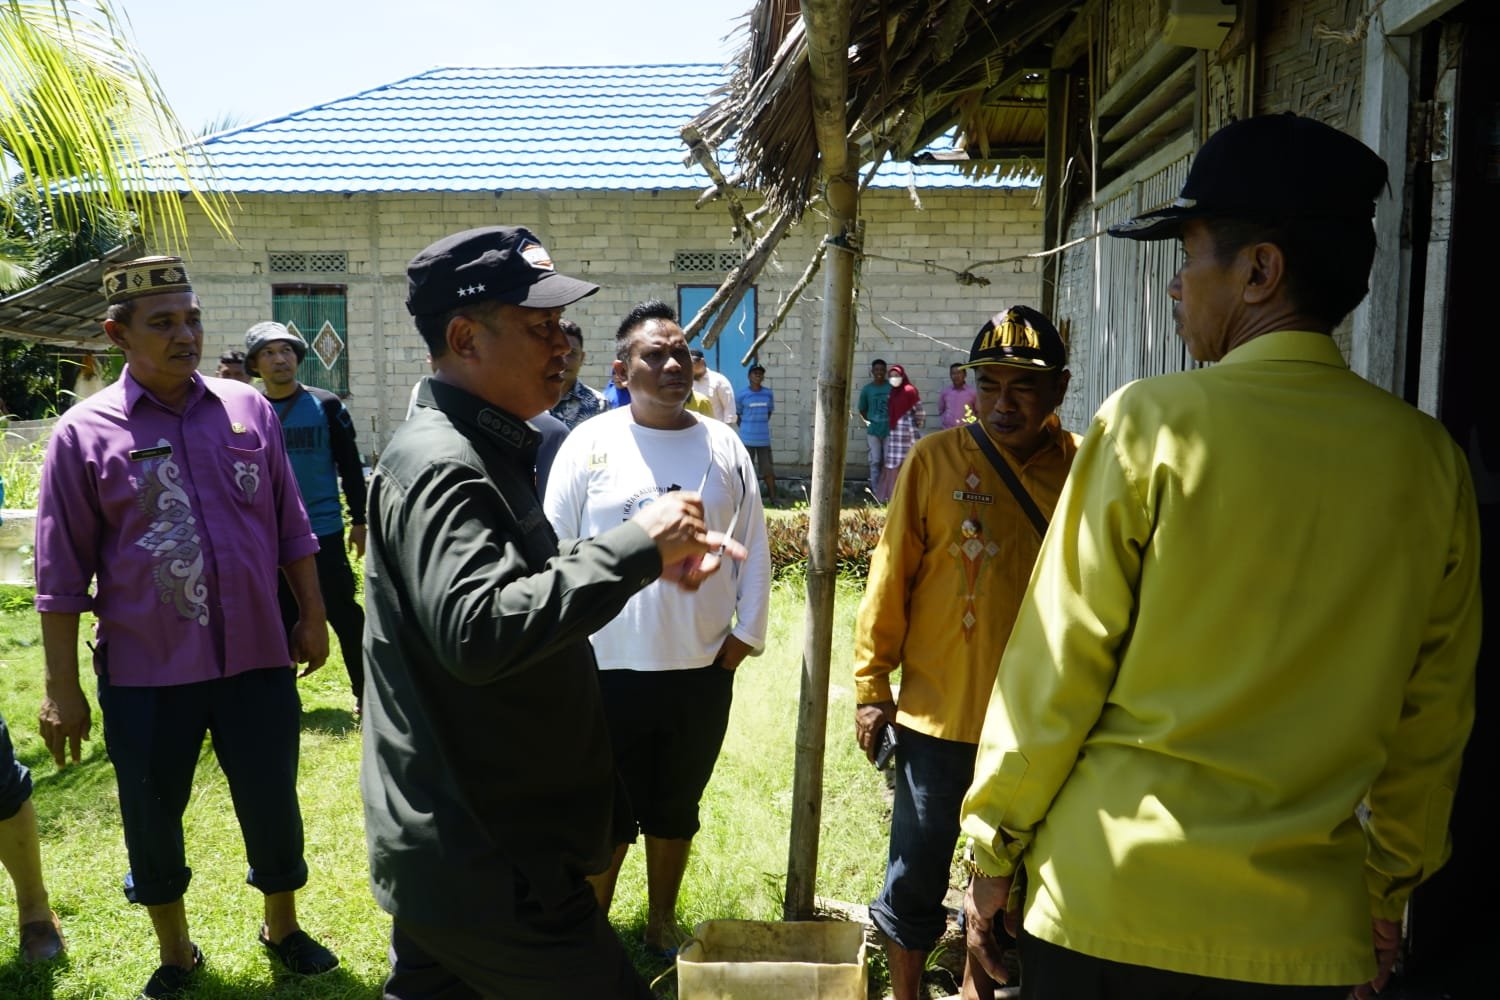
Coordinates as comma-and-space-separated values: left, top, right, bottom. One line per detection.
246, 322, 368, 714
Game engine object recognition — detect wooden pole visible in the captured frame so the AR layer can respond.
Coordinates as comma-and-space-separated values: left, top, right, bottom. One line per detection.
785, 0, 855, 922
1041, 66, 1070, 317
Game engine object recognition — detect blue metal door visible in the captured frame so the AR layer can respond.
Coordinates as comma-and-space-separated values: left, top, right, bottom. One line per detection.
677, 285, 758, 399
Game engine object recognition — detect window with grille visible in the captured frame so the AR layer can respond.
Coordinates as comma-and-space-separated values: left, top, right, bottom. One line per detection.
672, 250, 742, 273
271, 284, 349, 396
268, 251, 348, 274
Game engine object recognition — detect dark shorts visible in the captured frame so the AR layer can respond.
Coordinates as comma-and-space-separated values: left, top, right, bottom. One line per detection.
1018, 930, 1349, 1000
871, 727, 978, 952
747, 445, 774, 478
0, 710, 33, 822
598, 664, 735, 842
385, 884, 652, 999
96, 655, 307, 906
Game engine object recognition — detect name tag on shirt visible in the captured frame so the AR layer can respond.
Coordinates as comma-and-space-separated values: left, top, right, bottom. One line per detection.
953, 490, 993, 504
129, 445, 173, 461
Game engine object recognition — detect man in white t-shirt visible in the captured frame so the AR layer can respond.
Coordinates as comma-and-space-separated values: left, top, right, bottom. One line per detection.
545, 300, 771, 954
689, 348, 737, 425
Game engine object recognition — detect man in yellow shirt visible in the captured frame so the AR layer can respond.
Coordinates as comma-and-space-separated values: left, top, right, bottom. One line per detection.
853, 306, 1078, 1000
961, 114, 1480, 999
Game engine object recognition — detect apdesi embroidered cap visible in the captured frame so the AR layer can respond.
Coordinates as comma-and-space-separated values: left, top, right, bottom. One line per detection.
405, 226, 599, 317
243, 321, 308, 374
1109, 113, 1388, 241
102, 256, 193, 304
961, 305, 1067, 371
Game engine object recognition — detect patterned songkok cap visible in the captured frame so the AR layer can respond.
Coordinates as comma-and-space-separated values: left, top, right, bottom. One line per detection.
102, 256, 193, 305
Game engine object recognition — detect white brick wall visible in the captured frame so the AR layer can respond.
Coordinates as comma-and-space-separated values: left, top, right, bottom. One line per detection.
166, 187, 1042, 477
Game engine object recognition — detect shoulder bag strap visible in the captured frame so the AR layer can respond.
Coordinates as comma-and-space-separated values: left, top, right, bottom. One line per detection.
269, 387, 304, 426
966, 423, 1048, 539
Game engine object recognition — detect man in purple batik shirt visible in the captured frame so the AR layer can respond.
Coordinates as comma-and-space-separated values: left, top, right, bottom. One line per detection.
33, 257, 341, 1000
938, 362, 977, 429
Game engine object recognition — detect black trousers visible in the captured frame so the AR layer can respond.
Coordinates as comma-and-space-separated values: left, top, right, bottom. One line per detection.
278, 529, 365, 704
384, 886, 651, 999
97, 665, 306, 906
1018, 931, 1350, 1000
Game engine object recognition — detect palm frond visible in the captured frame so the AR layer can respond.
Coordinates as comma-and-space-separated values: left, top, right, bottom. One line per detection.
0, 0, 232, 251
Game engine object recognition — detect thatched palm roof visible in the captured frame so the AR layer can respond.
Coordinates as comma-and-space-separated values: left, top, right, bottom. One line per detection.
689, 0, 1076, 219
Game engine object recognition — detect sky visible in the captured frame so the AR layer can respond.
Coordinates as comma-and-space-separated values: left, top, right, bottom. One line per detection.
118, 0, 755, 135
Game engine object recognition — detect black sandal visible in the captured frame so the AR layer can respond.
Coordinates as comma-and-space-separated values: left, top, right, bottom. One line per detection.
259, 927, 339, 975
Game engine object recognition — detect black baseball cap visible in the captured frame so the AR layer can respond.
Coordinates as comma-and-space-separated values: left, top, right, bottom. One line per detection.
406, 226, 599, 316
1109, 114, 1388, 241
960, 305, 1067, 371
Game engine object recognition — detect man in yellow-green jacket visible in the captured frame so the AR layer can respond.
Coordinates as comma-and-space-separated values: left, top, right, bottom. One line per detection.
960, 114, 1481, 1000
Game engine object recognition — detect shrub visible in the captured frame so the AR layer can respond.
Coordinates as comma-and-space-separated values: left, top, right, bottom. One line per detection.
765, 506, 886, 579
1, 433, 45, 508
0, 584, 34, 613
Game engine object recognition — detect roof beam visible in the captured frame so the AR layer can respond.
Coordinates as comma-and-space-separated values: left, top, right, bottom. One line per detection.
888, 32, 1061, 158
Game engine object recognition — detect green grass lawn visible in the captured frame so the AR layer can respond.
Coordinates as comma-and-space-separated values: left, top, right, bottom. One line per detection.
0, 577, 893, 998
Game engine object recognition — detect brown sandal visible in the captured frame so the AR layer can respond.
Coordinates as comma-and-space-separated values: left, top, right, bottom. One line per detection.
19, 911, 65, 963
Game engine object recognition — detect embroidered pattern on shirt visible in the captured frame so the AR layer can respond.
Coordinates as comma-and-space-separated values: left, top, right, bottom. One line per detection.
947, 464, 1001, 639
132, 439, 209, 626
234, 460, 261, 502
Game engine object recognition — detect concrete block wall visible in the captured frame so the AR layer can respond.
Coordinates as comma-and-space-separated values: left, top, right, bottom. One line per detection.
168, 186, 1042, 478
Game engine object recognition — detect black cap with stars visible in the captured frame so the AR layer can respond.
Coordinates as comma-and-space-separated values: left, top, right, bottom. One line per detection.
405, 226, 599, 317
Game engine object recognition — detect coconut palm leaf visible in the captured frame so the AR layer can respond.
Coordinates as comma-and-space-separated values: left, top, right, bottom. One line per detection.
0, 0, 231, 250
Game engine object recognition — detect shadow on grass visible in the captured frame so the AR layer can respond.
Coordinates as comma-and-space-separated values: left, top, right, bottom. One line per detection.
195, 963, 369, 998
612, 914, 681, 999
0, 954, 66, 999
27, 747, 112, 795
300, 706, 357, 737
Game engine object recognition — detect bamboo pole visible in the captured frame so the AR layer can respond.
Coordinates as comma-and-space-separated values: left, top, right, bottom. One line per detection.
785, 0, 855, 922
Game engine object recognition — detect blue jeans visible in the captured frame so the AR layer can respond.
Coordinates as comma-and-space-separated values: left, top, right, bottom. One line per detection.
0, 710, 32, 822
870, 727, 978, 952
866, 434, 887, 487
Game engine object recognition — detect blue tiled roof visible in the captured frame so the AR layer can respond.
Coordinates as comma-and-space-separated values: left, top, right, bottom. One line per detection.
184, 65, 1025, 194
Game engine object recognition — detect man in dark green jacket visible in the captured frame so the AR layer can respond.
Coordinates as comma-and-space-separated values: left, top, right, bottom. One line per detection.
362, 226, 742, 997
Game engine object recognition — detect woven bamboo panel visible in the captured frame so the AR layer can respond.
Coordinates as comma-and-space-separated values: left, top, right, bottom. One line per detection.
1105, 0, 1169, 91
1255, 0, 1366, 130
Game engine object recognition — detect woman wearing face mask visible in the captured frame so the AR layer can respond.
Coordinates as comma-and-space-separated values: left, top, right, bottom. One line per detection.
875, 364, 923, 502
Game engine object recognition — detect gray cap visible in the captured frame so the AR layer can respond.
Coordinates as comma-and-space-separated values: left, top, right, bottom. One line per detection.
244, 321, 307, 374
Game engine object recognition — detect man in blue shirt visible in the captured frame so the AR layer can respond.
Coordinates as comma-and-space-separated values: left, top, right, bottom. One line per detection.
603, 368, 631, 409
245, 321, 369, 715
549, 319, 605, 430
736, 364, 776, 500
